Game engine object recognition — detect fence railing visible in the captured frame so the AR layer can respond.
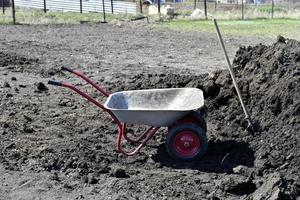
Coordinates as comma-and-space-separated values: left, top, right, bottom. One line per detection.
2, 0, 299, 24
14, 0, 136, 14
157, 0, 300, 19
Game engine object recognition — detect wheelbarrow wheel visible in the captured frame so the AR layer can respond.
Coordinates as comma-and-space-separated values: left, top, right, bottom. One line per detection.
169, 111, 207, 131
166, 123, 208, 161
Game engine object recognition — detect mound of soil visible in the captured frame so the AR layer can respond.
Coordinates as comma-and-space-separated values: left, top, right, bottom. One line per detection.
1, 37, 299, 199
106, 36, 300, 198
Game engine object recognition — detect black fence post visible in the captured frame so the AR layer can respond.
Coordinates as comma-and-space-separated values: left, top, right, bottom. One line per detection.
43, 0, 47, 13
139, 0, 142, 13
12, 0, 16, 24
80, 0, 82, 13
2, 0, 5, 14
158, 0, 160, 15
193, 0, 196, 10
271, 0, 274, 19
241, 0, 244, 20
102, 0, 107, 23
204, 0, 207, 19
110, 0, 113, 14
214, 0, 217, 12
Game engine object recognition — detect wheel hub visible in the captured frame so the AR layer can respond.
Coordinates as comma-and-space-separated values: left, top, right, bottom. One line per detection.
184, 142, 190, 147
173, 131, 200, 157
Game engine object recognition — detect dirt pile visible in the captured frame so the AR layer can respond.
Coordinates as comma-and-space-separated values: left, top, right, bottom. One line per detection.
0, 37, 299, 199
108, 37, 300, 198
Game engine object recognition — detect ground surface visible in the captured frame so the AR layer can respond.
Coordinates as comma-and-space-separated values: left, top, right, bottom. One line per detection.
0, 23, 299, 200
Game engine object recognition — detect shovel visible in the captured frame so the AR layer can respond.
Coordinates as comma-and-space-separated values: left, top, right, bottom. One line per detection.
212, 18, 259, 133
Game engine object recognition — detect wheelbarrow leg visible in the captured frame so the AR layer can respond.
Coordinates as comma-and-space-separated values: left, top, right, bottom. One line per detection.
122, 124, 156, 144
116, 124, 159, 156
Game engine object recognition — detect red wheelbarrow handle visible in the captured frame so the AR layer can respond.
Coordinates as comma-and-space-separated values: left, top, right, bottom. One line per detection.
48, 67, 160, 156
48, 80, 118, 122
61, 66, 73, 73
48, 80, 62, 86
61, 66, 110, 97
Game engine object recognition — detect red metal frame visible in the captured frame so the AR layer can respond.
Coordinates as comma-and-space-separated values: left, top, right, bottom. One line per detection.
48, 67, 160, 156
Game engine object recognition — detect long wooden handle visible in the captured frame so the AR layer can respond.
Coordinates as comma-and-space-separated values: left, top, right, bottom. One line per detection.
213, 18, 251, 121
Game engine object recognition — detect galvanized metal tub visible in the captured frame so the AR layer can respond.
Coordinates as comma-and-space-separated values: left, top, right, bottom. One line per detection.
104, 88, 204, 127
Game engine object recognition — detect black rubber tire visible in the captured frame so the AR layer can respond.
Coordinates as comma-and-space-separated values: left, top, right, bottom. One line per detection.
166, 123, 208, 161
185, 111, 207, 131
169, 111, 207, 131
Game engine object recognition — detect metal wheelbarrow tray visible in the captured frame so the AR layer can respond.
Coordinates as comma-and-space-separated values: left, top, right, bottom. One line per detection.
104, 88, 204, 127
48, 67, 208, 161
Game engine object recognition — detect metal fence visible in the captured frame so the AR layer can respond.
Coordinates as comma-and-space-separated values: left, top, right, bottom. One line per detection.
157, 0, 300, 19
2, 0, 299, 24
14, 0, 136, 14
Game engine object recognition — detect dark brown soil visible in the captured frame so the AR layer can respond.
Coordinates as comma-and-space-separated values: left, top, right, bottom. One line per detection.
0, 23, 299, 200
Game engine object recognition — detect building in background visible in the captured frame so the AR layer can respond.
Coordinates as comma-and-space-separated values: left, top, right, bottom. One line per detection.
0, 0, 10, 7
217, 0, 297, 4
217, 0, 255, 3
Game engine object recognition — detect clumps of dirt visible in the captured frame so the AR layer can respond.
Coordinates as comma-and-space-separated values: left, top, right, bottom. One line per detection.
0, 37, 299, 199
0, 51, 38, 67
35, 82, 48, 92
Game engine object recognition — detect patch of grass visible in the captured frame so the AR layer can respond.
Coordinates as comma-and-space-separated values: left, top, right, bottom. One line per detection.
256, 5, 288, 13
0, 8, 136, 24
158, 18, 300, 40
209, 8, 300, 20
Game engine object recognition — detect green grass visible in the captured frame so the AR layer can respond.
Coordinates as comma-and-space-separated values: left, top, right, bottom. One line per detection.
1, 8, 300, 40
158, 18, 300, 40
0, 8, 138, 24
256, 5, 288, 13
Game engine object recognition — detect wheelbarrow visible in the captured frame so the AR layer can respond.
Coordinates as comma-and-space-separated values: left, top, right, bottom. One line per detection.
48, 66, 208, 161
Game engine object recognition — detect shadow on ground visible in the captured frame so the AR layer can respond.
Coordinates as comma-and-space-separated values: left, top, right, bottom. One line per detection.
152, 139, 255, 173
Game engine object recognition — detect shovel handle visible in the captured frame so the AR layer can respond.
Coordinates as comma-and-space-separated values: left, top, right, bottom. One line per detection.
213, 18, 250, 121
